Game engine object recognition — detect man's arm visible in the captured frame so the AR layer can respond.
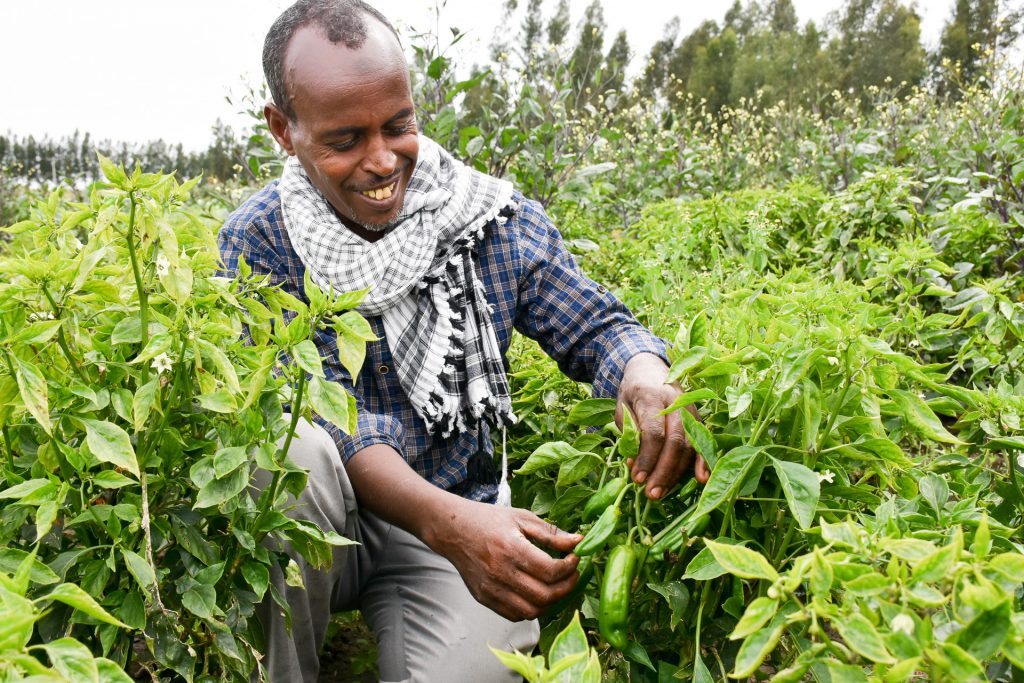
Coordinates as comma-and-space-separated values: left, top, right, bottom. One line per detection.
510, 200, 708, 498
345, 443, 582, 621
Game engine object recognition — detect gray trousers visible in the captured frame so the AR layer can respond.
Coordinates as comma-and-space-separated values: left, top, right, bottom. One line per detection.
255, 419, 539, 682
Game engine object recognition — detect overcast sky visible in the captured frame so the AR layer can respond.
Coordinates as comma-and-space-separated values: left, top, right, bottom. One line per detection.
2, 1, 954, 151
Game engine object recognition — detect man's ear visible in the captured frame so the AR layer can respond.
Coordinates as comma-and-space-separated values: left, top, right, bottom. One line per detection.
265, 103, 295, 155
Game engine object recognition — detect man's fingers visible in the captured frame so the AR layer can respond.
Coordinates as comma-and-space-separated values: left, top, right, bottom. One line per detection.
630, 398, 667, 483
517, 509, 582, 554
645, 408, 692, 498
695, 454, 711, 483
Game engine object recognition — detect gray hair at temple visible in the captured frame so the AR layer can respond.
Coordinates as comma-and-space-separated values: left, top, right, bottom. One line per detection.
263, 0, 401, 120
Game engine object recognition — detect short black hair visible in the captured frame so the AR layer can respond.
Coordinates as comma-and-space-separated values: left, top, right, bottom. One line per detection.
263, 0, 400, 119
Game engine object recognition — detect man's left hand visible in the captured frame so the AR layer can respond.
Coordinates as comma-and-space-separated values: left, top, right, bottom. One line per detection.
617, 353, 710, 498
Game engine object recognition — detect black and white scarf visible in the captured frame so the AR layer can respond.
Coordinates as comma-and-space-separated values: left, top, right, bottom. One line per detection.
280, 135, 517, 501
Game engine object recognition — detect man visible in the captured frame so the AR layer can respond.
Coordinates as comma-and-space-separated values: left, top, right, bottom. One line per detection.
218, 1, 708, 681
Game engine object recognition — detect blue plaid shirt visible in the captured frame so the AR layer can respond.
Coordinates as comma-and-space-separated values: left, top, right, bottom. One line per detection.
218, 181, 667, 502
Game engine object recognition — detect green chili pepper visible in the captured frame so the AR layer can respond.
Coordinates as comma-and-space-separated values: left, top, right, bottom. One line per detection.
599, 543, 637, 650
582, 476, 627, 522
573, 502, 620, 557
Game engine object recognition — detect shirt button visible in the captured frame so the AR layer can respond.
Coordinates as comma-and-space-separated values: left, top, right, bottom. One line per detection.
597, 285, 607, 293
378, 364, 390, 374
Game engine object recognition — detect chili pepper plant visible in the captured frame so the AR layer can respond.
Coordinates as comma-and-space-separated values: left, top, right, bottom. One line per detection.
0, 159, 371, 681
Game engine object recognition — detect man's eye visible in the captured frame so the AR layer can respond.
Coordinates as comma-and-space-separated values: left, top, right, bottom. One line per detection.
329, 139, 357, 151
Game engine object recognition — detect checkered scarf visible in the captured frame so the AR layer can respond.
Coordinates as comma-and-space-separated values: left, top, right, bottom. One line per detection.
280, 136, 518, 445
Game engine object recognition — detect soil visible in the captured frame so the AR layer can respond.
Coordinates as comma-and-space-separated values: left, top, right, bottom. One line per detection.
318, 611, 378, 682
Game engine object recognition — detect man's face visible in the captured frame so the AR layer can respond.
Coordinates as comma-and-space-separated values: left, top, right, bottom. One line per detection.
267, 20, 418, 240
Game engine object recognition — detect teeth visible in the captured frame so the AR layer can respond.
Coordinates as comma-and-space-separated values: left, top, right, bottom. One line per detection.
362, 183, 395, 200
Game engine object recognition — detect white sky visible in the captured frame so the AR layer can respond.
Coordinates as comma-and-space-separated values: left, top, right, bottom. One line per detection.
1, 0, 954, 151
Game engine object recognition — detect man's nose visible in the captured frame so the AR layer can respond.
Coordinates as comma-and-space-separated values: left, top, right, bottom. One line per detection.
363, 133, 397, 177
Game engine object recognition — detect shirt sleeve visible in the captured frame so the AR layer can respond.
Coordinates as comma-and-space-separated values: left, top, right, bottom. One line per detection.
511, 199, 668, 398
217, 195, 406, 462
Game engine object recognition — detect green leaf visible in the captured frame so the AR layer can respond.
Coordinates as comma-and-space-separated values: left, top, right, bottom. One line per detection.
0, 548, 59, 585
682, 408, 717, 469
887, 389, 964, 445
488, 647, 545, 680
292, 339, 325, 378
242, 561, 270, 599
683, 546, 728, 581
912, 530, 961, 583
770, 458, 819, 530
40, 637, 99, 682
618, 408, 640, 458
918, 472, 949, 517
568, 398, 617, 426
661, 388, 718, 416
333, 310, 375, 380
14, 356, 50, 434
622, 641, 655, 671
666, 346, 707, 383
182, 583, 216, 619
12, 319, 62, 345
989, 552, 1024, 581
730, 597, 778, 640
557, 452, 602, 487
937, 642, 986, 679
308, 375, 357, 434
694, 445, 765, 519
835, 612, 895, 664
121, 548, 155, 593
82, 419, 139, 477
95, 658, 134, 683
693, 651, 713, 683
516, 441, 587, 475
731, 623, 784, 678
704, 539, 778, 582
197, 388, 237, 413
43, 583, 129, 627
550, 611, 589, 668
824, 660, 869, 683
952, 600, 1010, 660
726, 385, 752, 418
647, 581, 689, 631
90, 470, 136, 490
132, 378, 160, 432
0, 478, 54, 500
197, 339, 241, 393
212, 447, 248, 479
194, 468, 248, 509
97, 153, 128, 186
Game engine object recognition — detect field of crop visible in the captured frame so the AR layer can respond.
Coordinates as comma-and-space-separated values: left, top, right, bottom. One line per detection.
2, 20, 1024, 683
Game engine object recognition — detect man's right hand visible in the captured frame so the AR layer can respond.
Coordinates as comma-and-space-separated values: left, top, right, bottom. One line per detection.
424, 499, 583, 621
345, 443, 583, 622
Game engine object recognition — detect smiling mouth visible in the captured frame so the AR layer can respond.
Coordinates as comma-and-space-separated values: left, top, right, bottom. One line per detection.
360, 182, 397, 201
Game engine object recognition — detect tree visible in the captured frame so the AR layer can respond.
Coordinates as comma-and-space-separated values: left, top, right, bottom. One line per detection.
829, 0, 926, 101
603, 30, 631, 95
637, 18, 680, 101
547, 0, 571, 48
936, 0, 1024, 95
569, 0, 607, 109
769, 0, 799, 33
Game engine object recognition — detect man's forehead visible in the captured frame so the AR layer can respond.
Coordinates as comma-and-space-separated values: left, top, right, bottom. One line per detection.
285, 21, 406, 87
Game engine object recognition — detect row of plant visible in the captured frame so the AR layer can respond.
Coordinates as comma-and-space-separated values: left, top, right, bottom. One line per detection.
500, 142, 1024, 680
0, 161, 371, 680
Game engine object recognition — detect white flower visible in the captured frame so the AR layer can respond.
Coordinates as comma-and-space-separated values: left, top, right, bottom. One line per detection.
151, 352, 173, 375
156, 255, 171, 277
827, 356, 839, 366
891, 613, 914, 635
818, 469, 835, 484
1016, 453, 1024, 469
